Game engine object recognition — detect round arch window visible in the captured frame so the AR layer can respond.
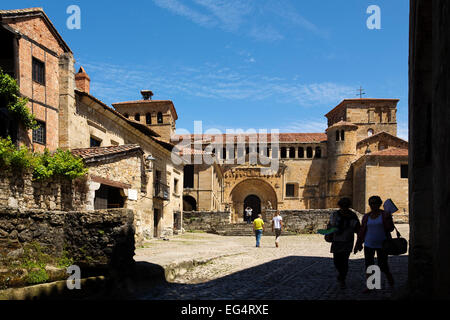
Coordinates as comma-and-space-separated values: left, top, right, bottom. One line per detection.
368, 129, 374, 136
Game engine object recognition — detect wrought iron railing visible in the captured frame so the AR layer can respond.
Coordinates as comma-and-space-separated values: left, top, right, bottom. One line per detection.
154, 181, 170, 200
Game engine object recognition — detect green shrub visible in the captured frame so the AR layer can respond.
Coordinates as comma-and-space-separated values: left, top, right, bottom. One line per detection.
26, 268, 49, 285
0, 138, 87, 180
57, 251, 74, 269
0, 137, 36, 171
0, 69, 37, 130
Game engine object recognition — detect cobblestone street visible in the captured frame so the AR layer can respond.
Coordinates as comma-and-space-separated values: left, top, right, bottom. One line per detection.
134, 224, 409, 300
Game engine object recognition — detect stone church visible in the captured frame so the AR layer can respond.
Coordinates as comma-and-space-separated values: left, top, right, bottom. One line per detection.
176, 99, 409, 222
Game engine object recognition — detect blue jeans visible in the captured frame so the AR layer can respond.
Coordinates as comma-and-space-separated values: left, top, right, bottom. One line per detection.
255, 229, 263, 247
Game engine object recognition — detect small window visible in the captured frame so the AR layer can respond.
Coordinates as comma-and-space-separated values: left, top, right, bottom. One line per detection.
174, 178, 179, 194
341, 130, 345, 141
157, 112, 163, 124
183, 165, 194, 188
222, 148, 227, 160
315, 147, 322, 158
135, 113, 141, 122
146, 113, 152, 125
306, 147, 313, 159
368, 129, 374, 137
32, 120, 46, 145
336, 130, 340, 141
124, 113, 129, 118
298, 147, 304, 158
32, 58, 45, 85
286, 184, 295, 197
401, 164, 408, 179
280, 147, 287, 159
90, 136, 101, 147
289, 147, 296, 159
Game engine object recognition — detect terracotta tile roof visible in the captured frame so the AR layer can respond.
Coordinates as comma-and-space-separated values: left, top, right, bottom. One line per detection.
0, 7, 43, 14
75, 90, 160, 138
368, 147, 408, 157
151, 136, 175, 152
71, 144, 143, 161
325, 120, 358, 131
90, 175, 131, 190
357, 131, 408, 147
0, 7, 72, 53
173, 133, 327, 144
178, 147, 210, 156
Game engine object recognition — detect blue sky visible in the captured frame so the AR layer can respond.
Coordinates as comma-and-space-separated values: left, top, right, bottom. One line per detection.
5, 0, 409, 139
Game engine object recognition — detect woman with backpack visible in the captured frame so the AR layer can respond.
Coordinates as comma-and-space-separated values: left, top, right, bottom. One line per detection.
328, 197, 361, 289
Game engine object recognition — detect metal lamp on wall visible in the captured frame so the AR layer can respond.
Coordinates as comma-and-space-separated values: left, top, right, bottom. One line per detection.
146, 154, 156, 172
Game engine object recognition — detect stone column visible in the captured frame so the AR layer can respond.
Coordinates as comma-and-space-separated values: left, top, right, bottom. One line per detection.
409, 0, 450, 299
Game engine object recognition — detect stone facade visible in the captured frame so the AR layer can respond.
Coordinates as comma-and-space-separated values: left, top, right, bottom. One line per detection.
2, 8, 184, 243
177, 99, 409, 222
353, 152, 409, 216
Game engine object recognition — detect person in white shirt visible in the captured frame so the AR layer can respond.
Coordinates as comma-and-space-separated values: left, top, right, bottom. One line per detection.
245, 207, 253, 224
271, 211, 283, 247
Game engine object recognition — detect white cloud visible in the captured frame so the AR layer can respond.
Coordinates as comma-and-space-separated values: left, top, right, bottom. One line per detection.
152, 0, 326, 42
79, 59, 354, 109
283, 119, 328, 133
153, 0, 215, 27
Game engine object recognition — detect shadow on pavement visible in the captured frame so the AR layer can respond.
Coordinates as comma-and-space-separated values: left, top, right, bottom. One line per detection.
127, 255, 408, 301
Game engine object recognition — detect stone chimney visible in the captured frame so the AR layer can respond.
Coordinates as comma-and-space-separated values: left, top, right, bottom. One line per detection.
75, 66, 90, 94
141, 90, 154, 100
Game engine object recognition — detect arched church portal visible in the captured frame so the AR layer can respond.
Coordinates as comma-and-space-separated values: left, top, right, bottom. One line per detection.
244, 195, 261, 221
230, 179, 278, 223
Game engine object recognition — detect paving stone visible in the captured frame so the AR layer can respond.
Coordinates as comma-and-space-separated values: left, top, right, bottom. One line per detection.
135, 225, 409, 300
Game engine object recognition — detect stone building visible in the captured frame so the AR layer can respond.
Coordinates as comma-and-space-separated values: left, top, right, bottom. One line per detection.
0, 7, 184, 241
175, 99, 409, 223
0, 8, 72, 152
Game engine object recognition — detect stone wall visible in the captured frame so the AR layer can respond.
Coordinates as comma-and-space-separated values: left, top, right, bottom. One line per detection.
265, 209, 352, 234
0, 208, 135, 288
0, 172, 88, 211
183, 211, 231, 233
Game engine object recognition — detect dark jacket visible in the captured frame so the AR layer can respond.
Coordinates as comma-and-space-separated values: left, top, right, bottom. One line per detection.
355, 210, 394, 251
328, 209, 360, 253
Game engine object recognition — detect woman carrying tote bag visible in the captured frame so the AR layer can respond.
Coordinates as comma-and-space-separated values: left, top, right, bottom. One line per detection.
354, 196, 395, 290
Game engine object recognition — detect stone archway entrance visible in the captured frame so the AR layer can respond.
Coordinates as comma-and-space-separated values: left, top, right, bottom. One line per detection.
243, 195, 261, 221
230, 179, 278, 223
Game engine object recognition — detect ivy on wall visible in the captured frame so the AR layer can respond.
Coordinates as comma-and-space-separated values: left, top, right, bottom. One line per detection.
0, 68, 37, 130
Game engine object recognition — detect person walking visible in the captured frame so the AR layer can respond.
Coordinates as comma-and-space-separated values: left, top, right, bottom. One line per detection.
328, 198, 360, 289
245, 206, 253, 224
271, 211, 283, 248
354, 196, 395, 291
253, 214, 265, 248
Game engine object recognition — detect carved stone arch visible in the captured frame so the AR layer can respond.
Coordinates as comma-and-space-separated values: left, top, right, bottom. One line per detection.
229, 178, 278, 223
